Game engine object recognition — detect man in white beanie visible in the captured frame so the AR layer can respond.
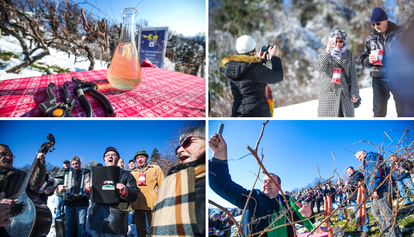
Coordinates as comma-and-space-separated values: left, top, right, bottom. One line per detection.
221, 35, 283, 117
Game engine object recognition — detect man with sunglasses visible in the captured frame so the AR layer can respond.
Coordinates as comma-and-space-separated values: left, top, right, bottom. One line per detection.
151, 125, 206, 236
131, 150, 164, 237
0, 144, 47, 237
361, 7, 403, 117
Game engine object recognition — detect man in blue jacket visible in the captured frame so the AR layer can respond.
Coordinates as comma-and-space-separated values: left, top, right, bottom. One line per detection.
209, 134, 312, 237
355, 150, 401, 237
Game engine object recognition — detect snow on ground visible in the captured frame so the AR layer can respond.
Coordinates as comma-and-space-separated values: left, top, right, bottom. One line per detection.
0, 35, 175, 81
274, 87, 398, 118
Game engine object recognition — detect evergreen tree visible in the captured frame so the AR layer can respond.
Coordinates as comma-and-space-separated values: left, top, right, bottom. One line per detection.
150, 148, 161, 162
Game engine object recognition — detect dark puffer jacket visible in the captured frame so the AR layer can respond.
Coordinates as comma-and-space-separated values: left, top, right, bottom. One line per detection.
360, 21, 402, 78
221, 55, 283, 117
87, 169, 139, 235
346, 171, 364, 201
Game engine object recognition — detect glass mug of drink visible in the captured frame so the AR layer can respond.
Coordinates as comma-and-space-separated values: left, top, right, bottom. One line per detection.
107, 8, 142, 91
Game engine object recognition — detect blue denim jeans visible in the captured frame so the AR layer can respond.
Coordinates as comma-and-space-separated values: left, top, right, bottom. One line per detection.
56, 195, 64, 218
350, 200, 370, 232
332, 201, 344, 221
371, 192, 402, 237
338, 193, 347, 204
397, 177, 414, 204
65, 206, 87, 237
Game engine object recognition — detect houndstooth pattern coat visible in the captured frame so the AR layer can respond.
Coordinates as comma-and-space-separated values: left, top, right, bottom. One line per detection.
316, 50, 360, 117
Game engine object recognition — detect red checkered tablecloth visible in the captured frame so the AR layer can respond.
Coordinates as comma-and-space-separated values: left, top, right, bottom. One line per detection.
0, 68, 206, 117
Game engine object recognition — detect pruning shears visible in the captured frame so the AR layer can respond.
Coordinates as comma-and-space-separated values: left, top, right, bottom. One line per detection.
72, 77, 115, 117
39, 82, 75, 117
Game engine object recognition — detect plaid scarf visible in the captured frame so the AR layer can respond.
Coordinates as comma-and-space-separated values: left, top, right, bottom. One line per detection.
152, 164, 205, 237
330, 43, 347, 60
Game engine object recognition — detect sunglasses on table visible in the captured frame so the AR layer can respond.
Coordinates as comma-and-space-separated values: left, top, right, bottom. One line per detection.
372, 22, 381, 26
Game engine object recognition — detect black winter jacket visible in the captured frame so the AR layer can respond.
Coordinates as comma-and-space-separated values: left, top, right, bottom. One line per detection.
360, 21, 402, 78
346, 171, 365, 201
323, 186, 337, 201
88, 169, 139, 235
221, 55, 283, 117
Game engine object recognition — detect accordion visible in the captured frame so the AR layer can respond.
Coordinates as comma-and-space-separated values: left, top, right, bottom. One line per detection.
63, 168, 90, 201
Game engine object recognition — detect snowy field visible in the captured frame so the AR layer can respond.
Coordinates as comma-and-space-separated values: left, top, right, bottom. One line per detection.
0, 35, 175, 81
274, 87, 398, 118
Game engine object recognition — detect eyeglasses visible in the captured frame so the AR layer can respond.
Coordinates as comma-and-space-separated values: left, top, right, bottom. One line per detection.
105, 153, 118, 158
175, 136, 202, 154
336, 40, 344, 44
0, 152, 13, 158
372, 22, 381, 26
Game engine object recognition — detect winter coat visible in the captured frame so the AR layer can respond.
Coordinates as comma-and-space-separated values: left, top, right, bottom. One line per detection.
314, 189, 323, 200
393, 159, 412, 181
87, 169, 139, 235
316, 50, 360, 117
360, 21, 403, 79
363, 152, 390, 194
209, 219, 222, 231
323, 186, 337, 201
0, 164, 46, 199
221, 55, 283, 117
209, 158, 311, 237
131, 164, 164, 210
55, 167, 69, 197
346, 171, 365, 201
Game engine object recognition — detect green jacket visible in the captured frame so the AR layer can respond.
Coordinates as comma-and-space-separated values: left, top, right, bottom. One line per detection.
0, 162, 46, 199
55, 167, 69, 197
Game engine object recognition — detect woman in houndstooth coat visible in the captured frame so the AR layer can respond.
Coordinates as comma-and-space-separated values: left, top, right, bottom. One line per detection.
316, 29, 360, 117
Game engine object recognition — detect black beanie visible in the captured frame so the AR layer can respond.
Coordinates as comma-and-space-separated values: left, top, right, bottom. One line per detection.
104, 147, 120, 160
371, 7, 388, 23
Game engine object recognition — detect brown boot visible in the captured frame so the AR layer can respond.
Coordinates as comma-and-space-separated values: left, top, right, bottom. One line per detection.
360, 231, 369, 237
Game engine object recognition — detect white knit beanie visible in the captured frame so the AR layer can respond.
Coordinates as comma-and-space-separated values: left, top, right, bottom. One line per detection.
236, 35, 256, 54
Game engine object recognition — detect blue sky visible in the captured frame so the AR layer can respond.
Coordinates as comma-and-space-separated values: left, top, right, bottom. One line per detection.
208, 120, 414, 208
1, 120, 204, 169
77, 0, 206, 37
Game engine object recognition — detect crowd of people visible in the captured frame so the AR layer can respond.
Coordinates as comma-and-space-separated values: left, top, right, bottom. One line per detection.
0, 125, 206, 237
209, 127, 414, 237
222, 7, 413, 117
208, 210, 239, 237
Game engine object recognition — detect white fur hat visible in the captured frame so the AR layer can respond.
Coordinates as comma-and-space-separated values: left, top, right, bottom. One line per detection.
236, 35, 256, 54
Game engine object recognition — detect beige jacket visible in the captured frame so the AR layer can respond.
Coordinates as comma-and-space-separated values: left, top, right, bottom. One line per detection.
131, 164, 164, 210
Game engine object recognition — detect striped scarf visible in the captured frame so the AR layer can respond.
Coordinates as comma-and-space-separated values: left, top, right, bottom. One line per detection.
151, 164, 205, 237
